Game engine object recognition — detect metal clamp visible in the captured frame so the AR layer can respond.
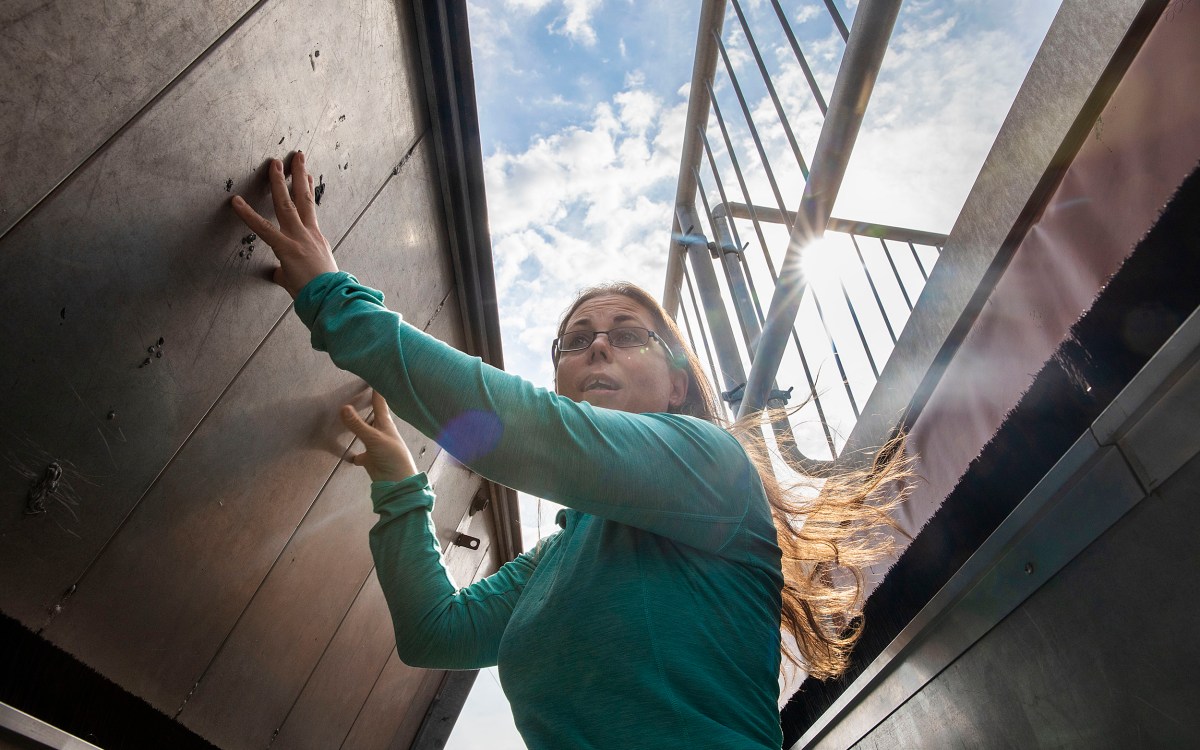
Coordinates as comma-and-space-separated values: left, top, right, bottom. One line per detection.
452, 533, 480, 550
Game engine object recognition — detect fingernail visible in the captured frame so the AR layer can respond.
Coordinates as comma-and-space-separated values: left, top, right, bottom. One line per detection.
273, 159, 283, 171
231, 195, 243, 205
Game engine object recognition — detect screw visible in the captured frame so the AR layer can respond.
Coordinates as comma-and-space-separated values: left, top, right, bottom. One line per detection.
107, 410, 116, 420
1024, 562, 1035, 575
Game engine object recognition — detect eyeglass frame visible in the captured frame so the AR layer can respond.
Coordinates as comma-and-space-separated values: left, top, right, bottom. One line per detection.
551, 326, 677, 366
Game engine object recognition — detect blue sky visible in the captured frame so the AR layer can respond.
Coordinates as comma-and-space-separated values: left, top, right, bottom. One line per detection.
447, 1, 1060, 747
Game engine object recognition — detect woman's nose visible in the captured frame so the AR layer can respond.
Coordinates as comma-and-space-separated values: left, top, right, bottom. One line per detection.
586, 332, 615, 361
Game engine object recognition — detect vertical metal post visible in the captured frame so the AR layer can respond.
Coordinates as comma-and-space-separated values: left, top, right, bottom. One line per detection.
663, 0, 728, 318
677, 205, 747, 396
681, 268, 725, 411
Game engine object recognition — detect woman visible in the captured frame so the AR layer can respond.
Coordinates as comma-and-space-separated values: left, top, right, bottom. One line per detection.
232, 153, 907, 749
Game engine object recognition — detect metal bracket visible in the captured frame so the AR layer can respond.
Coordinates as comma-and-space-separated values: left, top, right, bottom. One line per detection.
721, 383, 793, 406
469, 490, 490, 516
452, 533, 480, 550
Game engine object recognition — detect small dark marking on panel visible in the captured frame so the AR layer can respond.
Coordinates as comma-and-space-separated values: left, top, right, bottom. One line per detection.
106, 410, 116, 421
139, 338, 165, 367
224, 178, 233, 192
278, 136, 285, 145
313, 49, 320, 57
308, 53, 315, 71
25, 462, 63, 515
314, 175, 326, 205
338, 114, 346, 122
59, 307, 66, 320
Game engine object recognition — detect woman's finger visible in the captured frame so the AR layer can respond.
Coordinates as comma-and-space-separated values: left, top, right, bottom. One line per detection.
269, 158, 304, 234
370, 390, 399, 436
344, 451, 366, 467
291, 152, 317, 227
231, 195, 286, 248
341, 404, 378, 441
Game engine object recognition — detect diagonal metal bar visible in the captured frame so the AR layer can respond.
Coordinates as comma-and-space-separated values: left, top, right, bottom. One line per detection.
769, 0, 829, 115
715, 31, 793, 229
729, 0, 810, 179
740, 0, 903, 420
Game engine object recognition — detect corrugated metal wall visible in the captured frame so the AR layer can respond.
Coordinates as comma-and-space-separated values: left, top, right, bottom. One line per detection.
0, 1, 502, 747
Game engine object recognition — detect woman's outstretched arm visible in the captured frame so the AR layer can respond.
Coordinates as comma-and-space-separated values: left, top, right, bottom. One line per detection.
232, 153, 757, 554
341, 390, 537, 669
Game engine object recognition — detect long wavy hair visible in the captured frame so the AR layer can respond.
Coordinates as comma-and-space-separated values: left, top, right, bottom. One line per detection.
555, 282, 913, 680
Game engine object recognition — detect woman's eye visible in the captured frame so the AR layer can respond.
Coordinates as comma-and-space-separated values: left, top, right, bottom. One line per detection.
564, 332, 593, 349
612, 329, 641, 346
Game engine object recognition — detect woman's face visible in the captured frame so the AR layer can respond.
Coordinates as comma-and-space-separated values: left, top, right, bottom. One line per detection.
555, 294, 688, 414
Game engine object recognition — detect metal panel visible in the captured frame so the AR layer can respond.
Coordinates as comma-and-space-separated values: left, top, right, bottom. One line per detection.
38, 130, 450, 718
0, 703, 98, 750
853, 448, 1200, 748
1114, 353, 1200, 491
870, 0, 1198, 542
0, 0, 423, 629
166, 139, 457, 747
840, 0, 1163, 463
268, 571, 398, 750
177, 446, 480, 748
0, 0, 255, 237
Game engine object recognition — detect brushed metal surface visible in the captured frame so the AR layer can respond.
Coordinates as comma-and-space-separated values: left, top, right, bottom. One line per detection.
171, 138, 460, 748
269, 571, 398, 750
0, 0, 255, 237
1116, 354, 1200, 491
853, 449, 1200, 748
39, 134, 453, 720
0, 0, 423, 629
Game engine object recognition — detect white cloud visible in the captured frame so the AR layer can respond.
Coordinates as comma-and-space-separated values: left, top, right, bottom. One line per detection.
552, 0, 604, 46
484, 82, 688, 392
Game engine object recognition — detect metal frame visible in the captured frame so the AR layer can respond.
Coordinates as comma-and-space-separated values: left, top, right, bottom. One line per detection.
0, 702, 101, 750
798, 302, 1200, 749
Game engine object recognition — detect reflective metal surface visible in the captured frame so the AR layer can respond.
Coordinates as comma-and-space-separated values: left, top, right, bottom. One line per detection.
1, 0, 513, 746
0, 0, 423, 630
0, 0, 256, 236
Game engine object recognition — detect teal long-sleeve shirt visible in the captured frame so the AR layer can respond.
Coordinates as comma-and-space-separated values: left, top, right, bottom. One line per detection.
296, 272, 785, 750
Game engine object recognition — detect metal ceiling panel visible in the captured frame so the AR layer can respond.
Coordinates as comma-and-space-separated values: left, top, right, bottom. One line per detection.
39, 135, 457, 714
0, 0, 423, 630
268, 571, 398, 750
0, 0, 256, 236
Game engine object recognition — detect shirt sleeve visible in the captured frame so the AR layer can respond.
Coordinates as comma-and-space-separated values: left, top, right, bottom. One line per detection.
369, 472, 542, 669
297, 272, 757, 553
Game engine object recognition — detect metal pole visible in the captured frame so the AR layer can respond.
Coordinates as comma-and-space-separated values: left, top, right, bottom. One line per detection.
769, 0, 829, 115
880, 238, 914, 311
851, 234, 898, 344
739, 0, 902, 419
677, 205, 747, 396
730, 0, 810, 178
715, 32, 792, 224
664, 0, 728, 317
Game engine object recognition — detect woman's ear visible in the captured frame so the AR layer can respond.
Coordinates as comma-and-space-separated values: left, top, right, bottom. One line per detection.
667, 367, 688, 409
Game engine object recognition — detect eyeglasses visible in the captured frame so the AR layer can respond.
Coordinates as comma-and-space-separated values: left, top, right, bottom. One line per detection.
551, 327, 676, 364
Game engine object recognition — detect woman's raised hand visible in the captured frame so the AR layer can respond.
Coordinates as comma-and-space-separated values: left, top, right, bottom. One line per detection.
231, 152, 338, 299
341, 390, 420, 483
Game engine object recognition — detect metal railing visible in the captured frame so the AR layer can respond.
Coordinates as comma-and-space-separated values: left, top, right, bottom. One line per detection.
663, 0, 944, 463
